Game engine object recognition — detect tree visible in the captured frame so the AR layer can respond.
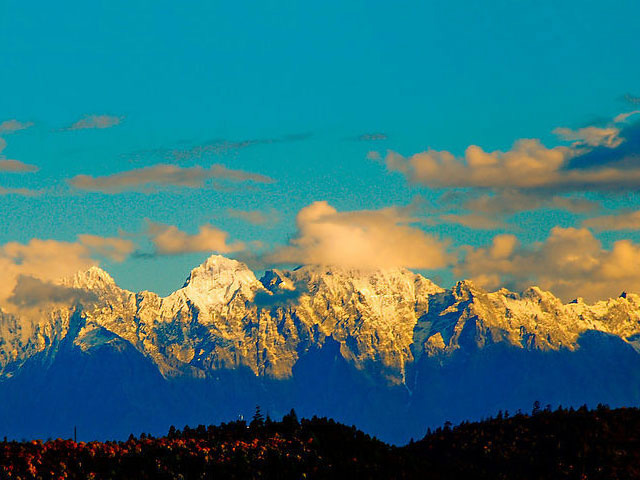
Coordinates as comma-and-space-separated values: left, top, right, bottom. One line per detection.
282, 408, 300, 435
250, 405, 265, 430
532, 400, 541, 415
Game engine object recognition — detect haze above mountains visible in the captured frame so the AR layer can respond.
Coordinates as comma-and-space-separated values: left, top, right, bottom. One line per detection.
1, 255, 640, 444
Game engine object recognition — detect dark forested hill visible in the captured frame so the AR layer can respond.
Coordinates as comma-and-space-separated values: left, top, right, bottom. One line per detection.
2, 405, 640, 479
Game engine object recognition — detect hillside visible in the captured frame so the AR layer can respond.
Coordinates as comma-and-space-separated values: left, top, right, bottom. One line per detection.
2, 406, 640, 479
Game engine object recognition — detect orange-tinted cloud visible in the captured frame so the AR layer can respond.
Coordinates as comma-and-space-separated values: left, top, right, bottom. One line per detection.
583, 210, 640, 231
613, 110, 640, 123
456, 227, 640, 302
0, 235, 133, 308
553, 126, 622, 148
68, 163, 274, 193
265, 201, 452, 269
146, 221, 245, 255
375, 113, 640, 192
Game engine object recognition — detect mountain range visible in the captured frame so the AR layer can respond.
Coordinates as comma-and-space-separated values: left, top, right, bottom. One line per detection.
2, 255, 640, 444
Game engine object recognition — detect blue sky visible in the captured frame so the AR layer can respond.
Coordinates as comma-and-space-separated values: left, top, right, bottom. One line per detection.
1, 0, 640, 301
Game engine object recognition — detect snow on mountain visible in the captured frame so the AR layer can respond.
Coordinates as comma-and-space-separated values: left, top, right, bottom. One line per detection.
2, 254, 640, 385
176, 255, 264, 313
62, 266, 118, 292
269, 265, 444, 384
413, 280, 640, 360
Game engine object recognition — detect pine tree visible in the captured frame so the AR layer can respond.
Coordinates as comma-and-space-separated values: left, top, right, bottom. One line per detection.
532, 400, 541, 415
250, 405, 265, 430
282, 408, 300, 435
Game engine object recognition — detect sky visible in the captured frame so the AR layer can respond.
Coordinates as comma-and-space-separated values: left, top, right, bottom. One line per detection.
1, 0, 640, 303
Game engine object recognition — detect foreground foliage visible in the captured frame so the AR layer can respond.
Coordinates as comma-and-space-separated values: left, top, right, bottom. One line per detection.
2, 405, 640, 479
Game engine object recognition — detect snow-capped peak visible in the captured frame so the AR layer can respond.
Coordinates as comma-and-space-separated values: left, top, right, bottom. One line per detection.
176, 254, 264, 307
63, 265, 116, 290
183, 255, 253, 287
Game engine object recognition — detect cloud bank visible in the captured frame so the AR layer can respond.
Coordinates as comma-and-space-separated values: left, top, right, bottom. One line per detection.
456, 227, 640, 302
380, 138, 640, 191
375, 112, 640, 194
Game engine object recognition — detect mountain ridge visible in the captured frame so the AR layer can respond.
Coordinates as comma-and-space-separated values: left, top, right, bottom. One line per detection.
2, 254, 640, 443
2, 254, 640, 382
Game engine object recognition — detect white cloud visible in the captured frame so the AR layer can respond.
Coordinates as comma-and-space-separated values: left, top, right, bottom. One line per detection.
382, 139, 576, 190
381, 137, 640, 191
146, 221, 245, 255
265, 201, 452, 270
456, 227, 640, 302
